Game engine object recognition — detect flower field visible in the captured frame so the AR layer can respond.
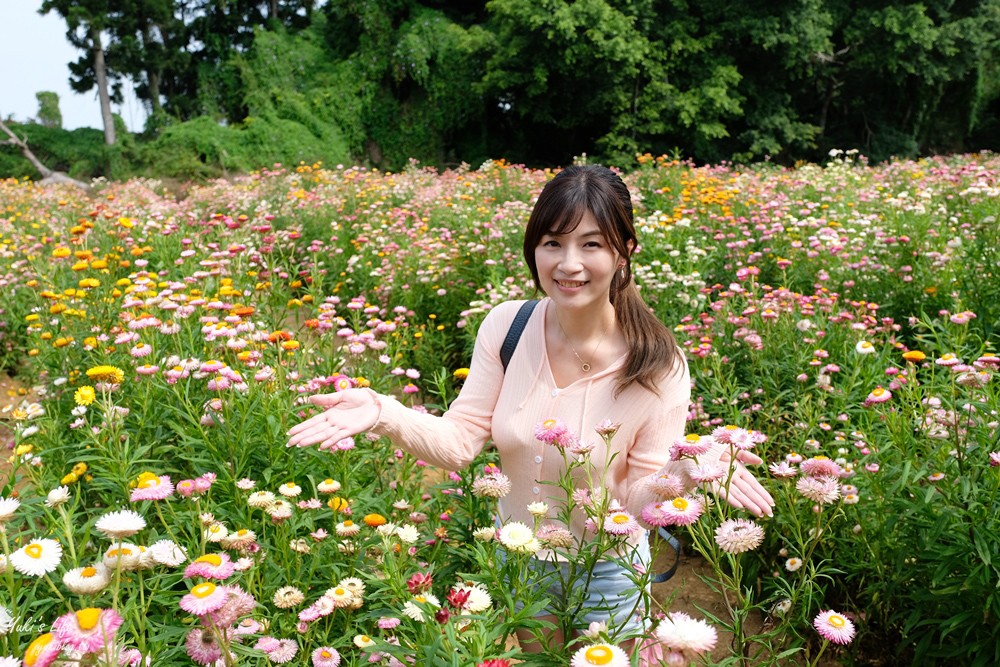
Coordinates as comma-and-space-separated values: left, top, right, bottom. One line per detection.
0, 152, 998, 666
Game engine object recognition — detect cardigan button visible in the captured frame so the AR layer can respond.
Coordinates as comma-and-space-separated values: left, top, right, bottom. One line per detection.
534, 455, 542, 464
532, 486, 540, 494
550, 389, 558, 397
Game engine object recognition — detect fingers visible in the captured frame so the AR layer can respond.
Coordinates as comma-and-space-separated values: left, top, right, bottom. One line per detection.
309, 392, 344, 407
735, 450, 763, 466
287, 413, 340, 447
717, 464, 775, 518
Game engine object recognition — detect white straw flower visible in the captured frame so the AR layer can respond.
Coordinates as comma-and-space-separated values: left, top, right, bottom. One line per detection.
95, 509, 147, 539
11, 538, 63, 576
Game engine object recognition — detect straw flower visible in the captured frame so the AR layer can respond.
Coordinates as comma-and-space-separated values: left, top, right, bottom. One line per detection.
52, 607, 123, 654
11, 538, 63, 576
402, 594, 440, 622
714, 519, 765, 554
184, 553, 236, 580
498, 521, 540, 554
95, 509, 147, 539
570, 643, 629, 667
311, 647, 341, 667
86, 365, 125, 384
0, 497, 20, 523
63, 564, 112, 594
813, 610, 856, 645
181, 582, 229, 615
472, 472, 512, 499
74, 386, 96, 406
21, 633, 63, 667
655, 611, 718, 654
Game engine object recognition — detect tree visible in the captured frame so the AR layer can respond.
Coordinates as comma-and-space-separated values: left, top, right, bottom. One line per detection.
40, 0, 120, 144
35, 92, 63, 129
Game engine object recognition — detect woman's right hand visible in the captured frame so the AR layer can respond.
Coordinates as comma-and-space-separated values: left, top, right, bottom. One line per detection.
285, 388, 380, 449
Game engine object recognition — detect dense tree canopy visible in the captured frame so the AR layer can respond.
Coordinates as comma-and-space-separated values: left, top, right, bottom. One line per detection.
9, 0, 1000, 176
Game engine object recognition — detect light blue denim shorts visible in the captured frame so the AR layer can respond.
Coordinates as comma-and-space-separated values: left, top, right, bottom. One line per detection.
501, 535, 652, 634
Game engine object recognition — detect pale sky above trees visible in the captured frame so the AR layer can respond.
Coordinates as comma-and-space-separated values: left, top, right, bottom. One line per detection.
1, 0, 146, 131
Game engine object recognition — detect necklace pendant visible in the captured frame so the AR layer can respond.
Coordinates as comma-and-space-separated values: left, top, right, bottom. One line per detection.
581, 363, 591, 372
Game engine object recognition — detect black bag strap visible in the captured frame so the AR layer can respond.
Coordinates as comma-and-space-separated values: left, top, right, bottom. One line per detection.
500, 300, 539, 373
651, 527, 682, 583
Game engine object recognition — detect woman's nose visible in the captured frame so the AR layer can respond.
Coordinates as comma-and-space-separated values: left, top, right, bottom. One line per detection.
558, 247, 584, 272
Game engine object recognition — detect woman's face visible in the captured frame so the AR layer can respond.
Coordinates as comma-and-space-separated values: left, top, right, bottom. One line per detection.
534, 210, 621, 312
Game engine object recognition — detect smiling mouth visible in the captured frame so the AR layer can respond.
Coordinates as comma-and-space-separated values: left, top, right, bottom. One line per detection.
555, 280, 588, 288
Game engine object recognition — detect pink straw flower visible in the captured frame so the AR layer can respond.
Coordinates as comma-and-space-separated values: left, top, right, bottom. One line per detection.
714, 519, 765, 554
312, 647, 342, 667
130, 475, 174, 502
185, 627, 223, 665
603, 510, 640, 536
642, 496, 704, 527
183, 553, 235, 580
813, 610, 856, 645
648, 472, 685, 499
51, 608, 123, 654
180, 582, 228, 615
534, 418, 571, 447
863, 387, 892, 406
796, 477, 840, 505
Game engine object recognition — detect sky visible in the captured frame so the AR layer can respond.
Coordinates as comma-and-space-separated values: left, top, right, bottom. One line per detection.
0, 0, 148, 132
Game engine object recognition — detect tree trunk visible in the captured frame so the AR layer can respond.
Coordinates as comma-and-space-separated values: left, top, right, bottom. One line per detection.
91, 26, 117, 145
269, 0, 278, 22
143, 24, 163, 118
0, 119, 90, 190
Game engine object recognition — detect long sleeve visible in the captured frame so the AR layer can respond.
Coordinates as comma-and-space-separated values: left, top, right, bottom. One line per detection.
622, 361, 692, 521
367, 301, 524, 471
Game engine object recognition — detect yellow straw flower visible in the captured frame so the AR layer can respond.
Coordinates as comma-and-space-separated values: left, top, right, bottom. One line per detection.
74, 386, 96, 406
86, 365, 125, 384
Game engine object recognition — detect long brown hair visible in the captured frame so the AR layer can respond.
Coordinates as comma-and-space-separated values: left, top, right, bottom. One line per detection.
522, 165, 683, 395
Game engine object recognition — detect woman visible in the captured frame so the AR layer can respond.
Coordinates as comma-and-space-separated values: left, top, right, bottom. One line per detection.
287, 165, 774, 652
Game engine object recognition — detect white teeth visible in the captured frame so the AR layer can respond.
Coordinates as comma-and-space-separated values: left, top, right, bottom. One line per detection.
557, 280, 586, 287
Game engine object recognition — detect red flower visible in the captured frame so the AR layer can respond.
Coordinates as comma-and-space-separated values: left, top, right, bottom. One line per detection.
446, 587, 471, 609
406, 572, 433, 594
477, 660, 511, 667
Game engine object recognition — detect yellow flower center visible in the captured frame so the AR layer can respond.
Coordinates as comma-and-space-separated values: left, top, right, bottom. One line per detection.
584, 646, 613, 664
81, 566, 97, 577
237, 529, 248, 536
25, 543, 44, 559
685, 433, 700, 442
75, 608, 101, 631
192, 582, 217, 598
321, 651, 332, 658
414, 596, 426, 603
828, 614, 846, 628
672, 498, 689, 510
195, 554, 222, 566
872, 388, 885, 396
323, 478, 334, 485
283, 483, 296, 489
612, 514, 630, 524
334, 588, 346, 596
210, 525, 222, 533
24, 633, 55, 666
543, 419, 556, 428
108, 548, 133, 558
360, 635, 371, 643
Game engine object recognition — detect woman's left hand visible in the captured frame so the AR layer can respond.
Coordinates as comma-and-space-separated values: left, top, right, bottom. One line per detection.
715, 450, 775, 518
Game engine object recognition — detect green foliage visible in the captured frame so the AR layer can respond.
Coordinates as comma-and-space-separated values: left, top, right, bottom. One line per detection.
0, 122, 106, 180
35, 92, 63, 129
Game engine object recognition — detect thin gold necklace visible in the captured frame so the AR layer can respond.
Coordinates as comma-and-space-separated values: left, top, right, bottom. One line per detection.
556, 316, 610, 373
